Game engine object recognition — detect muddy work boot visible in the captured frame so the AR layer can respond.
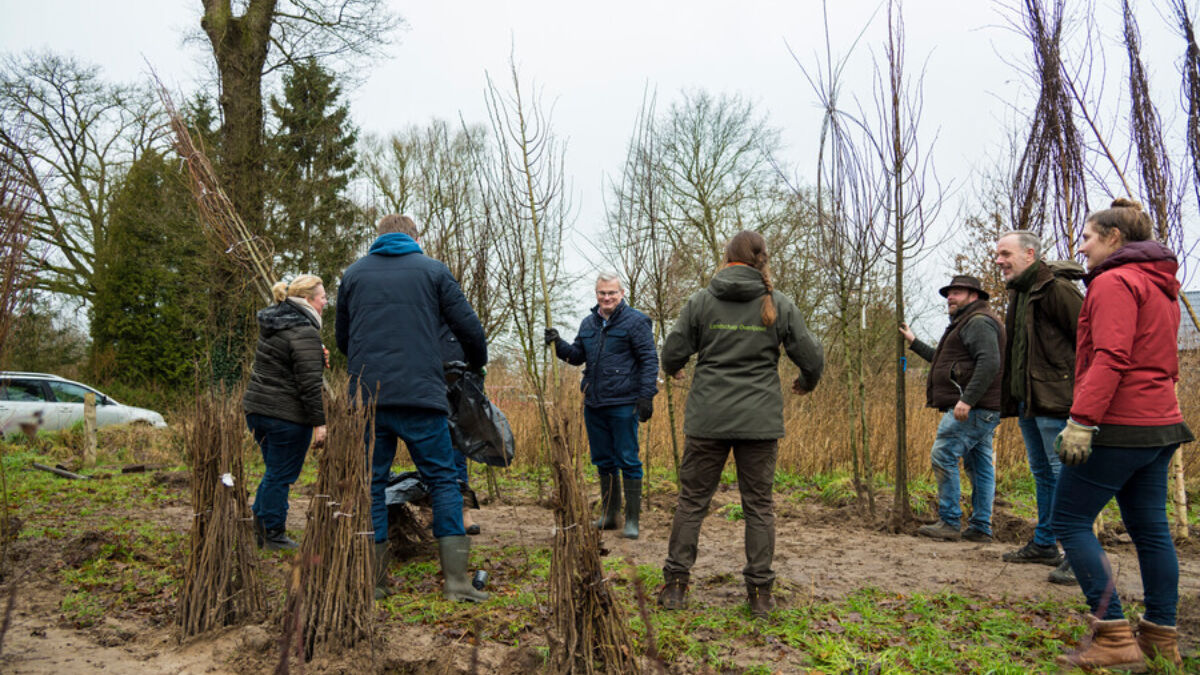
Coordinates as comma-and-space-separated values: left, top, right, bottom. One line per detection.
746, 582, 775, 620
595, 474, 622, 530
1136, 617, 1182, 669
1001, 540, 1061, 565
917, 520, 961, 541
657, 572, 688, 610
622, 477, 642, 539
438, 535, 489, 603
263, 527, 299, 551
373, 540, 393, 601
962, 528, 993, 543
1047, 559, 1076, 585
1056, 615, 1147, 672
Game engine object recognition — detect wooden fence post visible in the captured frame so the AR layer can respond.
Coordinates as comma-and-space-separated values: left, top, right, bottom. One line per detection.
83, 392, 97, 467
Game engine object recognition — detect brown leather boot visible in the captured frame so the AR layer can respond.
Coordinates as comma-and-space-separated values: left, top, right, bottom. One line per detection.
1136, 617, 1182, 669
1056, 615, 1147, 672
746, 581, 775, 620
657, 572, 688, 610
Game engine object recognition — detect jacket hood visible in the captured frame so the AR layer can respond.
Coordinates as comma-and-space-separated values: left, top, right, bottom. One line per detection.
707, 265, 769, 302
1085, 240, 1179, 299
368, 232, 423, 256
257, 300, 318, 336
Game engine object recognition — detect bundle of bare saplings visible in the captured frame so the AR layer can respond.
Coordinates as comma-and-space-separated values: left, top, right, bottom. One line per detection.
177, 385, 264, 638
547, 412, 640, 674
278, 383, 375, 664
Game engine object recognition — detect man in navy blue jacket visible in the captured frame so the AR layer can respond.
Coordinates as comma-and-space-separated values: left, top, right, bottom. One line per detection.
545, 273, 659, 539
336, 214, 488, 603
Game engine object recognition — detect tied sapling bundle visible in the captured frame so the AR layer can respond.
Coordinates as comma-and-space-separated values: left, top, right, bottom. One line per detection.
177, 385, 263, 638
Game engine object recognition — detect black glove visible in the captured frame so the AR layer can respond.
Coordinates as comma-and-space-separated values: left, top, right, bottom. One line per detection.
636, 397, 653, 423
544, 328, 560, 346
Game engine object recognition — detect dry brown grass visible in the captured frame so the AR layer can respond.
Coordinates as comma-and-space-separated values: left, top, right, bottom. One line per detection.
487, 355, 1200, 487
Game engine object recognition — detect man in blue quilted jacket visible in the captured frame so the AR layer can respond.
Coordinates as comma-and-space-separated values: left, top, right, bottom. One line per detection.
337, 214, 488, 603
545, 273, 659, 539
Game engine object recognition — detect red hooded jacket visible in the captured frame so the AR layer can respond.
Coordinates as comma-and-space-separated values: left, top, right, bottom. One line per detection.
1071, 241, 1184, 427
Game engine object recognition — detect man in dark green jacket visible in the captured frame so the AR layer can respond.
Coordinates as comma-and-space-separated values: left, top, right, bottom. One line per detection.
900, 275, 1005, 543
995, 231, 1084, 582
657, 230, 823, 620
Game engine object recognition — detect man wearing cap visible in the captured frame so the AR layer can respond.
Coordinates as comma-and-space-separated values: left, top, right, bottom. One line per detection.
995, 231, 1084, 582
899, 275, 1005, 542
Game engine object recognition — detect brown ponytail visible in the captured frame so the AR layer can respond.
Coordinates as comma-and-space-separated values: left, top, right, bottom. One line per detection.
1085, 198, 1153, 244
723, 230, 777, 326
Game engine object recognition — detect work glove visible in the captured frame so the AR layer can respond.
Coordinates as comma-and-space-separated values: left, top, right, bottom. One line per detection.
544, 328, 560, 346
1054, 419, 1098, 466
636, 397, 653, 423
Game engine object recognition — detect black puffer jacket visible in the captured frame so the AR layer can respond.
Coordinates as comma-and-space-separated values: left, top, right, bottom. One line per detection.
243, 300, 326, 426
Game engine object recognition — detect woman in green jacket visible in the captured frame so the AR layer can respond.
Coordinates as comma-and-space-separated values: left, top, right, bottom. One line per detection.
657, 230, 824, 619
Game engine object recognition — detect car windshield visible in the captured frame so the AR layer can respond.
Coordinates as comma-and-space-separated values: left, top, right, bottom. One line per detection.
48, 381, 109, 404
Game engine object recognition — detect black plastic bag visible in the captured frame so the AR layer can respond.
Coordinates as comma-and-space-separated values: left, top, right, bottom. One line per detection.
384, 469, 478, 509
444, 362, 515, 467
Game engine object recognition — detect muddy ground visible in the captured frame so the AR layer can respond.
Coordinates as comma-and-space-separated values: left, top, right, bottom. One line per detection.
1, 477, 1197, 674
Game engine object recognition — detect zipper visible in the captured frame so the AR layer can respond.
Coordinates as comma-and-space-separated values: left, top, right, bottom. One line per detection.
593, 322, 609, 400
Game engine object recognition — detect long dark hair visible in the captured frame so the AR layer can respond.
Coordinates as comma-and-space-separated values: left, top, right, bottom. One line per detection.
723, 230, 777, 326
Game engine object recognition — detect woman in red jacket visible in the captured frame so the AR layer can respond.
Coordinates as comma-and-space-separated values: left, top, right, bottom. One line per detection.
1052, 199, 1192, 670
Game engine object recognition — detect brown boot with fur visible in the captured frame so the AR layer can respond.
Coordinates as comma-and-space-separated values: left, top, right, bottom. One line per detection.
1136, 617, 1182, 669
1056, 615, 1147, 672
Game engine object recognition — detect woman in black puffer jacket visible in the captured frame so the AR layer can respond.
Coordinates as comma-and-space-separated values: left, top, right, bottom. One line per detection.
244, 275, 328, 550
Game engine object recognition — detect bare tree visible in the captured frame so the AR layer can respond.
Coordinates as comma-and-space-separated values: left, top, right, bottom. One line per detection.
874, 0, 943, 531
603, 88, 690, 483
1007, 0, 1091, 257
199, 0, 402, 237
656, 90, 783, 278
1122, 0, 1189, 539
359, 122, 508, 339
797, 0, 888, 514
0, 52, 161, 303
482, 56, 571, 478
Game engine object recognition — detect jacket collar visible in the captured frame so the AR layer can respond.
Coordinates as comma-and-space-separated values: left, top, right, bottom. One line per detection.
591, 300, 627, 324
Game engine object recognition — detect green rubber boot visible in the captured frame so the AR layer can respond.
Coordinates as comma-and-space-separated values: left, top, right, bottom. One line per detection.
622, 477, 642, 539
438, 535, 488, 603
595, 474, 621, 530
373, 541, 393, 601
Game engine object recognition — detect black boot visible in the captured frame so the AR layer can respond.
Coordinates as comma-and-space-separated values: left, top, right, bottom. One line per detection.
622, 477, 642, 539
595, 474, 621, 530
373, 540, 393, 600
263, 527, 298, 551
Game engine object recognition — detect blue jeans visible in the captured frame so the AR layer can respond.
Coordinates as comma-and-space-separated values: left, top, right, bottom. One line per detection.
583, 404, 642, 479
454, 450, 469, 486
370, 406, 464, 542
930, 409, 999, 534
247, 413, 312, 531
1052, 444, 1179, 625
1016, 404, 1066, 547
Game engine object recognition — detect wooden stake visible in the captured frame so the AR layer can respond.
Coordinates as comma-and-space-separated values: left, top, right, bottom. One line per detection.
82, 392, 96, 467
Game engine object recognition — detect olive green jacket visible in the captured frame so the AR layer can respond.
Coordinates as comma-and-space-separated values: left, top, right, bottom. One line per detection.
661, 265, 824, 439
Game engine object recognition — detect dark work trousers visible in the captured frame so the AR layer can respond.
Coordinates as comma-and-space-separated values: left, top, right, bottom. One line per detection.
664, 436, 778, 587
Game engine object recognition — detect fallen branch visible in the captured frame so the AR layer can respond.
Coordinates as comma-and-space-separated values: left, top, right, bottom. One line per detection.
31, 463, 89, 481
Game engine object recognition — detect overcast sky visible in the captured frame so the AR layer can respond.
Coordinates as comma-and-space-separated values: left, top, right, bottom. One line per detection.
2, 1, 1196, 315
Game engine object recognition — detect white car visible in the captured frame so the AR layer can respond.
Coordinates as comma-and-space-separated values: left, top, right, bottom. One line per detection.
0, 372, 167, 434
